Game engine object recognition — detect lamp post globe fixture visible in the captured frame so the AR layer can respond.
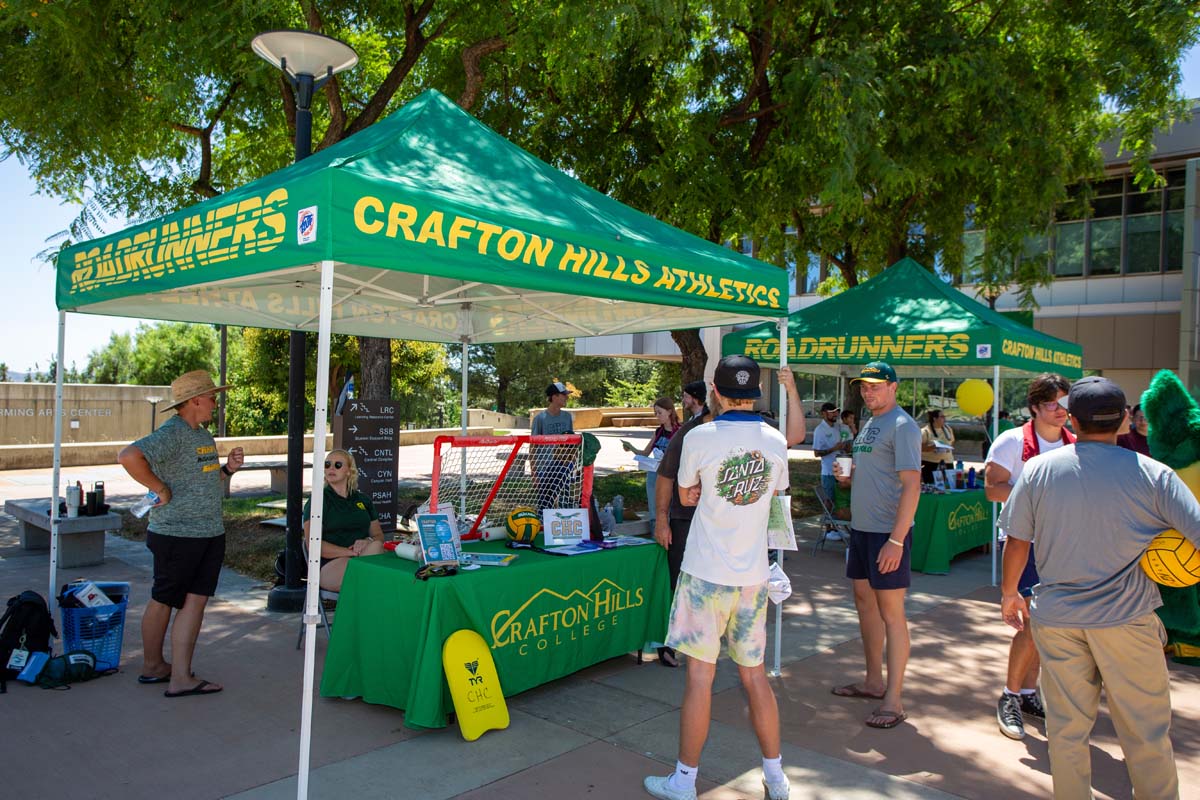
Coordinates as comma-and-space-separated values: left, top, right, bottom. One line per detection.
253, 30, 358, 613
145, 395, 163, 432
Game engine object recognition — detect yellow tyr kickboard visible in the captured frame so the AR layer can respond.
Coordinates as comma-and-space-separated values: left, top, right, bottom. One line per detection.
442, 628, 510, 741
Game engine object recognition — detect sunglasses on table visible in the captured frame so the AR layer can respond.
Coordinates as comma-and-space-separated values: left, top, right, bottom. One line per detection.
414, 563, 458, 581
324, 460, 345, 469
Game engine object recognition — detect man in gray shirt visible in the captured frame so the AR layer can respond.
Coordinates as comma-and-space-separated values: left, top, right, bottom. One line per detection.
531, 381, 575, 509
1001, 376, 1200, 799
832, 361, 921, 729
118, 370, 242, 698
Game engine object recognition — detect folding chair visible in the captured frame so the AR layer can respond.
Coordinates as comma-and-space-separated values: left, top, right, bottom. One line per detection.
296, 542, 338, 648
296, 587, 338, 649
812, 482, 851, 555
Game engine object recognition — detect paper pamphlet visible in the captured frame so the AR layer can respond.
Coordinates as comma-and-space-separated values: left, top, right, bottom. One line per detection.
932, 440, 954, 452
465, 552, 518, 567
416, 511, 461, 565
634, 453, 661, 473
766, 494, 798, 551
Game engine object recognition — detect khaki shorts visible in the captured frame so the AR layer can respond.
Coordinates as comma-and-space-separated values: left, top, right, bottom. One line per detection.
665, 572, 768, 666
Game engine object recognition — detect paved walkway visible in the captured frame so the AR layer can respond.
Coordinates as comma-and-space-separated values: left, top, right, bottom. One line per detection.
2, 433, 1195, 800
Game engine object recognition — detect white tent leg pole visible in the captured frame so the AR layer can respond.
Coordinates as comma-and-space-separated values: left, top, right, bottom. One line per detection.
770, 318, 787, 678
49, 310, 66, 606
991, 364, 1000, 587
298, 261, 335, 800
459, 336, 469, 522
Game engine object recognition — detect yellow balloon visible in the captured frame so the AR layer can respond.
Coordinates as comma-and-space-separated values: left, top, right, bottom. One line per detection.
956, 379, 994, 417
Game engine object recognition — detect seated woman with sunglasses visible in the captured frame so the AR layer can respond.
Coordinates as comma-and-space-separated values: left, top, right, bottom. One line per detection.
302, 448, 385, 592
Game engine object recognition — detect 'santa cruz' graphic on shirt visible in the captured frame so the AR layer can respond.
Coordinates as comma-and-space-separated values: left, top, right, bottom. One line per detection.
716, 450, 773, 505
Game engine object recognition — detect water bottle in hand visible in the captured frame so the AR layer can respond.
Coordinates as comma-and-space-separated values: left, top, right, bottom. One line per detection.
130, 491, 158, 518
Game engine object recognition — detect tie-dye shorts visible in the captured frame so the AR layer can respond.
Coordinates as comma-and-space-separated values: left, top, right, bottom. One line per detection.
665, 572, 769, 666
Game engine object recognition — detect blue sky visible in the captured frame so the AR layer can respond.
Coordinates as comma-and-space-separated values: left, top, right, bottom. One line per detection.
4, 47, 1200, 374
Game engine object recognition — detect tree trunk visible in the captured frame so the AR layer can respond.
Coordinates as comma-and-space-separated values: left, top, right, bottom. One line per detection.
671, 329, 707, 384
358, 337, 391, 399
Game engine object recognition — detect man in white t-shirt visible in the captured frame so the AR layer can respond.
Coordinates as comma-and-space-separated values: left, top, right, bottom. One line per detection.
643, 356, 791, 800
984, 373, 1073, 741
812, 402, 848, 540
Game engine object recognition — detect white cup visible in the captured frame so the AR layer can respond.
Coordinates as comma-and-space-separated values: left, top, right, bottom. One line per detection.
66, 486, 81, 518
835, 456, 853, 476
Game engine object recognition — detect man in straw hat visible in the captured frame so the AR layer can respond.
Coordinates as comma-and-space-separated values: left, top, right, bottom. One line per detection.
118, 370, 243, 698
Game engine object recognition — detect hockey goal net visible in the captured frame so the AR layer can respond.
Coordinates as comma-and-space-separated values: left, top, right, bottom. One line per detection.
430, 434, 590, 540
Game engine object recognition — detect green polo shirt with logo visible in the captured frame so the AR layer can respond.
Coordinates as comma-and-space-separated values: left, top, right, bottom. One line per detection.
303, 486, 378, 549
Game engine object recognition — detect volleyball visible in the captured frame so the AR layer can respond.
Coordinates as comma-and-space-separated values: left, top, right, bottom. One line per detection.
1140, 530, 1200, 588
505, 507, 542, 543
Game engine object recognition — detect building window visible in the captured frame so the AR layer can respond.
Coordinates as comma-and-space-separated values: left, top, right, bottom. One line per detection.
1054, 221, 1086, 277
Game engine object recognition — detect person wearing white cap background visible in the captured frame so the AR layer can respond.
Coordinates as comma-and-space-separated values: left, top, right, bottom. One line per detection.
531, 381, 575, 510
118, 370, 243, 698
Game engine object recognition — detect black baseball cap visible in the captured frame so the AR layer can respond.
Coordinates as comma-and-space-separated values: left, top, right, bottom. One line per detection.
683, 381, 707, 404
1058, 376, 1126, 424
713, 355, 761, 399
545, 381, 568, 397
851, 361, 898, 384
820, 402, 838, 412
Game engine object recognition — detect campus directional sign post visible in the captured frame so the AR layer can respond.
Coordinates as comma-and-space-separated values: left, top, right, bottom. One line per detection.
334, 400, 400, 529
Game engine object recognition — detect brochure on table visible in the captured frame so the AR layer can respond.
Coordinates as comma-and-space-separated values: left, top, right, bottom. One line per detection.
542, 507, 589, 545
416, 511, 462, 565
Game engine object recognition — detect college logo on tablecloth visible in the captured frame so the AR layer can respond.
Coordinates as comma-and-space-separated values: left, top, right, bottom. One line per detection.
490, 578, 645, 657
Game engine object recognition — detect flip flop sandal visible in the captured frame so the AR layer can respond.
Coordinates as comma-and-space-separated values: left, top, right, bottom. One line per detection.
164, 679, 223, 698
831, 684, 885, 699
865, 709, 907, 729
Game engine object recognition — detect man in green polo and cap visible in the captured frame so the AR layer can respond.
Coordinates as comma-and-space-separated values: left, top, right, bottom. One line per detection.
831, 361, 921, 730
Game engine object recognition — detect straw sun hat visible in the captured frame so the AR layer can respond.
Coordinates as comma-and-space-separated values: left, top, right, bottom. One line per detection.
165, 370, 231, 411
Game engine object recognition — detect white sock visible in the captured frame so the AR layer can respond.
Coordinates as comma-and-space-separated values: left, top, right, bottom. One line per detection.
1003, 687, 1020, 696
668, 761, 698, 790
762, 755, 785, 784
1020, 688, 1037, 696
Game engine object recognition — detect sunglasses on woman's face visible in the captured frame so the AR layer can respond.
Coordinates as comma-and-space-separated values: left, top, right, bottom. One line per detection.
324, 460, 345, 470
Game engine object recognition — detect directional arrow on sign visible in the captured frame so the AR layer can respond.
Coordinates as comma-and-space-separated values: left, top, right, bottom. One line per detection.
348, 425, 358, 434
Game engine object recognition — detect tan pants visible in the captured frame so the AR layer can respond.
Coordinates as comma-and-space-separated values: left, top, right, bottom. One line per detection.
1032, 614, 1178, 800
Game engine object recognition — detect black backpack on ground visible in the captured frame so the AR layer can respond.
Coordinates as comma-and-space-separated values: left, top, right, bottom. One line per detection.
1, 591, 57, 694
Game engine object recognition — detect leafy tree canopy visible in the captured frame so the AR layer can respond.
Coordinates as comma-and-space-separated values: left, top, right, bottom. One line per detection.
2, 0, 1196, 387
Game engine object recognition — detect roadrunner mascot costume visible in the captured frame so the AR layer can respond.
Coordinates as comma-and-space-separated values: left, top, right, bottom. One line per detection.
1142, 369, 1200, 664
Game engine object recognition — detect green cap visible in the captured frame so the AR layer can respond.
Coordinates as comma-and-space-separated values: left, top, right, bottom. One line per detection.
851, 361, 898, 384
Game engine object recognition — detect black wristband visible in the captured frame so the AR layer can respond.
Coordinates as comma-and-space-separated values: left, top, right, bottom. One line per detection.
221, 465, 234, 477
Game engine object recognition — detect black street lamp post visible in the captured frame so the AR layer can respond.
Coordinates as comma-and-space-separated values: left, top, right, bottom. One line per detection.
252, 30, 358, 613
146, 395, 162, 432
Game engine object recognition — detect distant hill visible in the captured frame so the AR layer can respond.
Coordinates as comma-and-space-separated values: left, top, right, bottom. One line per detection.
2, 371, 31, 383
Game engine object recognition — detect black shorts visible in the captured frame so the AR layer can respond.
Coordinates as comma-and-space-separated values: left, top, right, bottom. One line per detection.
846, 528, 912, 590
999, 540, 1040, 597
146, 531, 225, 609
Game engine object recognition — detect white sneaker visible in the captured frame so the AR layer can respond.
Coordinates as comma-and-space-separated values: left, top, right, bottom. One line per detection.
824, 530, 844, 542
763, 777, 791, 800
644, 775, 697, 800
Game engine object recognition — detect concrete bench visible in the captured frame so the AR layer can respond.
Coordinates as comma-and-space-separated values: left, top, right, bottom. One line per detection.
224, 461, 311, 497
3, 498, 121, 568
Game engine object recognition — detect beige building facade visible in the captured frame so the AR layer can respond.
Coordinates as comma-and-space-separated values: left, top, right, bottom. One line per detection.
0, 383, 172, 445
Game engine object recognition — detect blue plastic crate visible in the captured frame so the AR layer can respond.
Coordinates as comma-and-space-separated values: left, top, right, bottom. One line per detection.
60, 582, 130, 672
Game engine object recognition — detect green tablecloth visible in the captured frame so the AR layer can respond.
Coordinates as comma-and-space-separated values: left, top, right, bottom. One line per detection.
319, 540, 670, 728
910, 489, 993, 574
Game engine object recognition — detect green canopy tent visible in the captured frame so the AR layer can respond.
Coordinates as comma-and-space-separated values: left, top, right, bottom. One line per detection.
723, 257, 1084, 587
723, 258, 1083, 380
49, 89, 788, 793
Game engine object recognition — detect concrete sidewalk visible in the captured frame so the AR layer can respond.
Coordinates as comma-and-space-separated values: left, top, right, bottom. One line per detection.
1, 439, 1189, 800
